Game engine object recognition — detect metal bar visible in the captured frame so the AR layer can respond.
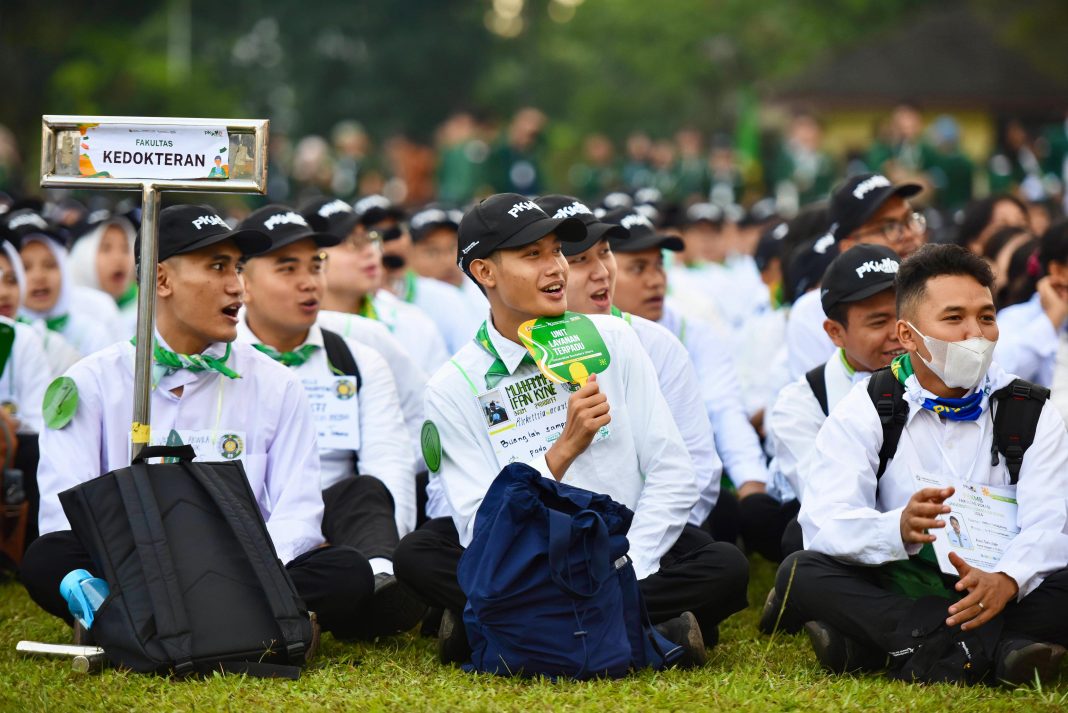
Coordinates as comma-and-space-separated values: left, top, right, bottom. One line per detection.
131, 184, 161, 459
40, 175, 265, 192
42, 115, 267, 130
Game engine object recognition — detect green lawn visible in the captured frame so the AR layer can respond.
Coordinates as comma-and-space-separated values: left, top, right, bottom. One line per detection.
1, 558, 1064, 712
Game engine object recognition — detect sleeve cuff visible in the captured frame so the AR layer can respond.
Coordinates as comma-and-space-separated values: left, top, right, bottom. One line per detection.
528, 453, 555, 481
728, 463, 769, 489
884, 506, 911, 561
996, 559, 1035, 601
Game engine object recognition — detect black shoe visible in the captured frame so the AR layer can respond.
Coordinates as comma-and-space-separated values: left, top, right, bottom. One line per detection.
654, 611, 707, 668
437, 608, 471, 666
364, 573, 428, 637
758, 587, 781, 635
996, 639, 1067, 686
804, 620, 886, 674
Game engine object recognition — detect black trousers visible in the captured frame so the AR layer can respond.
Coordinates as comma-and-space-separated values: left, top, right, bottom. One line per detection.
21, 530, 375, 639
321, 475, 399, 560
704, 490, 800, 563
394, 518, 749, 641
774, 550, 1068, 654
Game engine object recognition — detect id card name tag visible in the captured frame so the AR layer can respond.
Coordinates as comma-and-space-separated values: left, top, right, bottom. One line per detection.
479, 371, 609, 468
149, 429, 248, 462
302, 376, 360, 451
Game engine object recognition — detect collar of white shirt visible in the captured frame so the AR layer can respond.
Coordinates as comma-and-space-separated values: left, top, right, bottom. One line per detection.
484, 312, 533, 376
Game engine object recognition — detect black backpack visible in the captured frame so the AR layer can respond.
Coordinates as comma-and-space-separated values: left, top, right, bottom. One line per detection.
58, 445, 315, 678
322, 328, 362, 389
861, 366, 1049, 483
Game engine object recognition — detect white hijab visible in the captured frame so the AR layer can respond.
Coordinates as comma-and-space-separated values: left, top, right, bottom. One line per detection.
0, 239, 25, 306
17, 234, 70, 322
68, 216, 136, 293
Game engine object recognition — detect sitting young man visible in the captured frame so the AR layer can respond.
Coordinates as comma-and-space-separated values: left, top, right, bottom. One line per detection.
763, 244, 902, 561
236, 204, 425, 637
774, 243, 1068, 685
394, 193, 748, 666
534, 194, 724, 529
21, 205, 372, 642
603, 207, 772, 552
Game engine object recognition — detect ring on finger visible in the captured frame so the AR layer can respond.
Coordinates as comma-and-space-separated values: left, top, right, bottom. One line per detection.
978, 601, 985, 611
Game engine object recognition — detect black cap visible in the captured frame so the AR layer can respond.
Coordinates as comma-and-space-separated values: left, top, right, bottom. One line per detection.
0, 208, 66, 249
300, 197, 361, 240
820, 244, 900, 314
137, 205, 270, 263
601, 207, 684, 253
354, 194, 405, 227
409, 204, 462, 243
456, 193, 587, 275
239, 204, 340, 254
684, 202, 724, 227
534, 195, 627, 256
829, 173, 922, 241
787, 234, 838, 299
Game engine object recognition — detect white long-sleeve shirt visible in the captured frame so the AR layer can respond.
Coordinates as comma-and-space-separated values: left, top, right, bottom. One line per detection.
425, 313, 697, 580
785, 289, 836, 380
659, 301, 770, 487
404, 275, 484, 356
317, 309, 428, 466
236, 320, 416, 536
1, 319, 50, 434
37, 337, 325, 565
800, 362, 1068, 599
371, 290, 450, 374
618, 310, 722, 525
765, 349, 869, 502
994, 293, 1059, 387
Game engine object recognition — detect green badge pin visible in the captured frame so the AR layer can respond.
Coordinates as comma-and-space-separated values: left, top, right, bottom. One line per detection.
43, 376, 79, 430
421, 420, 442, 473
0, 321, 14, 377
518, 312, 611, 387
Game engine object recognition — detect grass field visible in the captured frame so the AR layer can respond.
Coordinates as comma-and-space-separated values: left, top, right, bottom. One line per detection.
1, 557, 1065, 712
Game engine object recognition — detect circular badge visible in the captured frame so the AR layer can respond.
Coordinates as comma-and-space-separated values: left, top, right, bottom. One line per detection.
421, 420, 442, 473
219, 433, 244, 460
43, 376, 79, 430
335, 379, 356, 400
1, 401, 17, 417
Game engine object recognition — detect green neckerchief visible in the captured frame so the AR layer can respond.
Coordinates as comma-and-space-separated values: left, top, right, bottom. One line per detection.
253, 342, 320, 368
890, 352, 914, 383
475, 320, 535, 389
770, 282, 784, 310
609, 305, 623, 318
132, 337, 241, 380
20, 314, 69, 332
358, 294, 378, 321
838, 348, 856, 377
403, 271, 418, 303
116, 282, 138, 310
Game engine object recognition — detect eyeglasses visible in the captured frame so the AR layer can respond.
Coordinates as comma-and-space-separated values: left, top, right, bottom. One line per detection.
859, 212, 927, 244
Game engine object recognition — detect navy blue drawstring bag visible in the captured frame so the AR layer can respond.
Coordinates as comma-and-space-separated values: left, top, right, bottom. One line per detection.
457, 463, 681, 679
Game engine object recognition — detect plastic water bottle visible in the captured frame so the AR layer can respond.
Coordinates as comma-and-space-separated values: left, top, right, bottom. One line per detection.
59, 569, 110, 630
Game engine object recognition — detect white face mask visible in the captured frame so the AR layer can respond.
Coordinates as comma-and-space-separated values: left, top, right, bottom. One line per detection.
907, 322, 996, 390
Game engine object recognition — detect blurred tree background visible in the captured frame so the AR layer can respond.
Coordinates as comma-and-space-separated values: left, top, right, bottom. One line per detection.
0, 0, 1064, 195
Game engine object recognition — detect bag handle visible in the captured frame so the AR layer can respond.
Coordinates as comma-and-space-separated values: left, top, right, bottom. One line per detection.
131, 445, 197, 464
118, 462, 195, 676
178, 460, 309, 663
547, 508, 611, 600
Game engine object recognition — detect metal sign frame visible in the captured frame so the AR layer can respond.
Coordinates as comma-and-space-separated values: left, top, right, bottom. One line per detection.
39, 115, 269, 459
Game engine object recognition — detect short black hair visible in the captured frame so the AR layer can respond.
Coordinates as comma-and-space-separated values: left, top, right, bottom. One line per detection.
895, 243, 995, 319
1039, 220, 1068, 271
825, 301, 850, 328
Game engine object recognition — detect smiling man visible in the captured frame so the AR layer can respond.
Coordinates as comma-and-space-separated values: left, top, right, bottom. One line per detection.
236, 204, 424, 637
394, 193, 748, 667
21, 205, 372, 642
785, 173, 927, 379
774, 243, 1068, 685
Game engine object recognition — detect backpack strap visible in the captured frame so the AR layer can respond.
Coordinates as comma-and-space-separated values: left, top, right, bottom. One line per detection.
805, 363, 829, 417
179, 461, 311, 665
866, 367, 909, 481
321, 328, 362, 392
989, 378, 1050, 486
118, 463, 195, 676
